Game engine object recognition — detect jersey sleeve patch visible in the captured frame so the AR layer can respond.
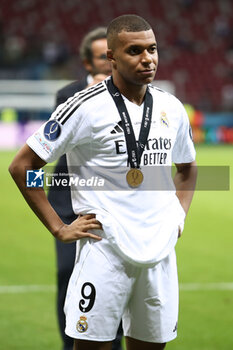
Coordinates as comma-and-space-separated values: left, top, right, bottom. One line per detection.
44, 120, 61, 141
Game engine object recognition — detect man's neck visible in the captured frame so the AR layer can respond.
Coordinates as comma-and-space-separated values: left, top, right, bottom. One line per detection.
112, 75, 147, 106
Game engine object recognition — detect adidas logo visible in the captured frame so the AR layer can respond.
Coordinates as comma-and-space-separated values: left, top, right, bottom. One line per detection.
110, 121, 124, 134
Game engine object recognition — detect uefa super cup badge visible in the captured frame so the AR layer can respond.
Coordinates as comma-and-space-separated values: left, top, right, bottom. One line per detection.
76, 315, 88, 333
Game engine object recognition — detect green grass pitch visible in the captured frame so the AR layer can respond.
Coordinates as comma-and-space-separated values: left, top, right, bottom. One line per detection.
0, 144, 233, 349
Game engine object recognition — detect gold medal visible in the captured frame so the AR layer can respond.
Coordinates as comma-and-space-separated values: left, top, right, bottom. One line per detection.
126, 168, 144, 187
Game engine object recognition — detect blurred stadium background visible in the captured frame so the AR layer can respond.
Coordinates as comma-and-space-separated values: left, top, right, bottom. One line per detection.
0, 0, 233, 349
1, 0, 233, 146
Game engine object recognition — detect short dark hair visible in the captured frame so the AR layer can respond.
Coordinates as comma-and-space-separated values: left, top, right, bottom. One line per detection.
107, 14, 152, 49
79, 27, 107, 62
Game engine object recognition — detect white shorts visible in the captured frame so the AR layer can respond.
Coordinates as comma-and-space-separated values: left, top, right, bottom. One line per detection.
64, 238, 179, 343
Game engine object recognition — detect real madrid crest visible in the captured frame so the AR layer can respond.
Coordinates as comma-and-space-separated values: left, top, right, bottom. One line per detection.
76, 315, 88, 333
160, 111, 169, 127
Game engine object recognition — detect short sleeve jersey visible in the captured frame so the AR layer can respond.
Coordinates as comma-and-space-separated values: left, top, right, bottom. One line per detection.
27, 77, 196, 266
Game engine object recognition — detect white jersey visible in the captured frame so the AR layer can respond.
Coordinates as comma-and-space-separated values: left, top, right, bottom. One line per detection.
27, 77, 196, 266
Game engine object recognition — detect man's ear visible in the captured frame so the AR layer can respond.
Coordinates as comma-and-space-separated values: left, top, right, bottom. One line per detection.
107, 49, 116, 69
83, 59, 93, 74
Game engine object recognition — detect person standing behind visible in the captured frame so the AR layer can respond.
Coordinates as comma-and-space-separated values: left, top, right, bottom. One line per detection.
47, 27, 116, 350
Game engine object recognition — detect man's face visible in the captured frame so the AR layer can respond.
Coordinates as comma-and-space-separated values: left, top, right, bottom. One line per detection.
108, 29, 158, 86
90, 38, 112, 76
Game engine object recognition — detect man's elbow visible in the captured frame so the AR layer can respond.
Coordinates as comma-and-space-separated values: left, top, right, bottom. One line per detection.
8, 159, 21, 180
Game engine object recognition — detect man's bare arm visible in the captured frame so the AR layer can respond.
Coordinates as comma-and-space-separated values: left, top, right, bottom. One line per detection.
173, 160, 197, 216
8, 144, 102, 242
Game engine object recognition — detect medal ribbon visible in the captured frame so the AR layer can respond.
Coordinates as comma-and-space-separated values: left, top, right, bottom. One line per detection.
107, 77, 153, 169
